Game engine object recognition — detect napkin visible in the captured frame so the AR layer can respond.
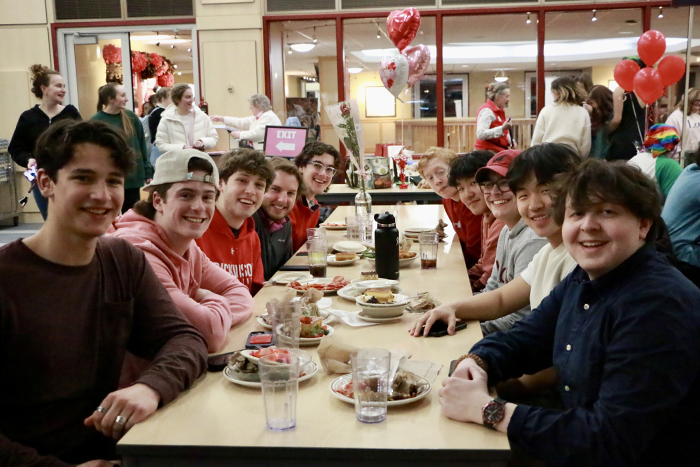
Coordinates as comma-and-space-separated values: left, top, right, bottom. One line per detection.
317, 338, 357, 374
399, 359, 443, 384
326, 308, 378, 327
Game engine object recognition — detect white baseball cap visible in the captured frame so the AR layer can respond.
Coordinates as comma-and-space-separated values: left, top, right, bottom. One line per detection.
144, 149, 219, 191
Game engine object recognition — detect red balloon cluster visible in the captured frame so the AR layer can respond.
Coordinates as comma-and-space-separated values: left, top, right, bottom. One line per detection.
381, 8, 431, 99
613, 30, 686, 105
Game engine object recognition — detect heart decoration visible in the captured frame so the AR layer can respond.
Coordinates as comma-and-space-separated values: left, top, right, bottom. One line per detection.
379, 54, 409, 99
404, 44, 431, 88
387, 8, 421, 52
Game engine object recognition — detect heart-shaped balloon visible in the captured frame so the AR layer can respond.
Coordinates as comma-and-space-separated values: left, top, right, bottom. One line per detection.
379, 53, 409, 99
658, 55, 686, 87
633, 67, 664, 105
637, 30, 666, 67
387, 8, 421, 52
404, 44, 431, 88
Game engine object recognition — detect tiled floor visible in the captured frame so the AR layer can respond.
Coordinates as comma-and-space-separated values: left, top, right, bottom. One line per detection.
0, 223, 42, 246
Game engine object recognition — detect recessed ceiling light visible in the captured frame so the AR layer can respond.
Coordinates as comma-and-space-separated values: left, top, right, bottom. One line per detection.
348, 67, 363, 74
290, 43, 316, 52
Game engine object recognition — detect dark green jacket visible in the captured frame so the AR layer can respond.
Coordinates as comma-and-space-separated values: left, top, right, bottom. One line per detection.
91, 110, 152, 189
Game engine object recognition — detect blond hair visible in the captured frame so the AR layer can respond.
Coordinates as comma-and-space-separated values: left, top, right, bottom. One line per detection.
416, 147, 457, 177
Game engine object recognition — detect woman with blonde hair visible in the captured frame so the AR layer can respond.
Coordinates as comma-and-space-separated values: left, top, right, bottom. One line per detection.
92, 82, 151, 212
9, 64, 82, 219
475, 83, 512, 153
211, 93, 282, 150
155, 83, 218, 154
665, 88, 700, 162
531, 77, 591, 157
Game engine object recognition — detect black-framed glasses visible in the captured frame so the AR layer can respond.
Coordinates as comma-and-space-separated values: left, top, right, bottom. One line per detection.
308, 161, 338, 176
478, 178, 511, 193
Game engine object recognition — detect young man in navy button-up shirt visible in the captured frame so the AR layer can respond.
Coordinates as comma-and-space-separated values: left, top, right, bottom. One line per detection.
440, 159, 700, 467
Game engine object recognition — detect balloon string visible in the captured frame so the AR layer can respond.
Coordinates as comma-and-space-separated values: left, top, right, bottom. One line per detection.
628, 92, 646, 145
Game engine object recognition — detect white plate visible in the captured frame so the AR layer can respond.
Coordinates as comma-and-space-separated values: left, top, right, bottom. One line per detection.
271, 272, 313, 285
356, 294, 410, 307
223, 361, 318, 388
357, 311, 404, 323
337, 285, 403, 302
239, 348, 312, 365
287, 278, 347, 295
367, 254, 418, 269
329, 373, 431, 406
352, 279, 400, 291
256, 311, 334, 329
327, 254, 359, 266
300, 324, 334, 346
333, 241, 367, 253
404, 228, 434, 235
320, 223, 346, 230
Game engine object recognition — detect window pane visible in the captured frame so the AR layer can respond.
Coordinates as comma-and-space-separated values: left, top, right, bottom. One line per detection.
268, 20, 338, 152
343, 17, 436, 155
443, 13, 537, 153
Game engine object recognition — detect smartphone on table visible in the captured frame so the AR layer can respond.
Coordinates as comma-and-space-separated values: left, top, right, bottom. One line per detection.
424, 320, 467, 337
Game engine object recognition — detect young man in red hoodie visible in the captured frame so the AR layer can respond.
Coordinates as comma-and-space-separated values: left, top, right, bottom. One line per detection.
196, 149, 274, 294
290, 141, 341, 252
416, 146, 482, 269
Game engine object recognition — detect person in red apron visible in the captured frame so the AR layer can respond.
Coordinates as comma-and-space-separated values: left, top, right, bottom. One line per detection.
475, 83, 512, 153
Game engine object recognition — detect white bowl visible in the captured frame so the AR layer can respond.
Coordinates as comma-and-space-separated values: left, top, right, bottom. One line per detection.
357, 302, 406, 318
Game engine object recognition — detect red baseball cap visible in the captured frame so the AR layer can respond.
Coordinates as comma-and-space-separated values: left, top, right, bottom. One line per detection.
475, 149, 523, 183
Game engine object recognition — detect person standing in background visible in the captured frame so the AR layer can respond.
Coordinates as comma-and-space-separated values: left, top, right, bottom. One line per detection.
665, 88, 700, 164
531, 77, 591, 158
475, 83, 512, 153
155, 83, 218, 154
211, 94, 282, 150
584, 85, 614, 159
92, 83, 151, 212
607, 58, 648, 161
146, 86, 171, 166
9, 64, 82, 220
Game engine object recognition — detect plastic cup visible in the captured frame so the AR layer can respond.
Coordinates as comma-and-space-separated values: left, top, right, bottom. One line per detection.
307, 237, 328, 278
270, 302, 301, 349
419, 232, 439, 270
346, 216, 361, 242
259, 354, 300, 431
351, 348, 391, 424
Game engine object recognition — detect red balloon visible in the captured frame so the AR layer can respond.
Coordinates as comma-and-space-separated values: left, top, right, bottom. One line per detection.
387, 8, 421, 52
658, 55, 686, 87
633, 67, 664, 105
637, 30, 666, 66
614, 60, 641, 92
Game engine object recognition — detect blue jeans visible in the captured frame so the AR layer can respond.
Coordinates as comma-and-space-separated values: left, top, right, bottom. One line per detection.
32, 184, 48, 220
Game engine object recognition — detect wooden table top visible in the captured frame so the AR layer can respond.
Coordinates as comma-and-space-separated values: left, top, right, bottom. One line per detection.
118, 205, 509, 457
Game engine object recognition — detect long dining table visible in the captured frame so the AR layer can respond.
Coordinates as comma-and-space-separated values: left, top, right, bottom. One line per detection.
117, 204, 511, 466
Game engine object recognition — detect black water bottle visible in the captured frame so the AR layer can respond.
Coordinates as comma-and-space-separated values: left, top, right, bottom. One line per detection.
374, 211, 399, 280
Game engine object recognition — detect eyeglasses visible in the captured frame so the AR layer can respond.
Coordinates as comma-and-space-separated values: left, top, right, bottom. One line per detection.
478, 178, 511, 193
308, 161, 338, 176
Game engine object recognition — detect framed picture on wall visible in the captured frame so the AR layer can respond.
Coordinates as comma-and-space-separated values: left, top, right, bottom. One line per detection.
365, 86, 396, 117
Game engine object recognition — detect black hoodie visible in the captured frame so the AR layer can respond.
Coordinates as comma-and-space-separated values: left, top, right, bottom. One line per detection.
8, 104, 82, 167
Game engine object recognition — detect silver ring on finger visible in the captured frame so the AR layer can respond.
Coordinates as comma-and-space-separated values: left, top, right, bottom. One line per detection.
115, 415, 128, 425
96, 406, 108, 414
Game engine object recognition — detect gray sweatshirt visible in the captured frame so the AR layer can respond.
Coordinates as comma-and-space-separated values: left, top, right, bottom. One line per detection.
480, 218, 548, 335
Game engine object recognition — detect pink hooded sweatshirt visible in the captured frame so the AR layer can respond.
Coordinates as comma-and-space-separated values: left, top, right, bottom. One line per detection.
111, 210, 253, 353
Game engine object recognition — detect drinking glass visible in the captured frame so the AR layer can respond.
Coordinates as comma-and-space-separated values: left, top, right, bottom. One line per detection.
307, 237, 328, 278
357, 213, 374, 243
306, 227, 326, 240
270, 301, 301, 349
259, 354, 300, 431
351, 348, 391, 424
419, 232, 439, 270
345, 216, 361, 242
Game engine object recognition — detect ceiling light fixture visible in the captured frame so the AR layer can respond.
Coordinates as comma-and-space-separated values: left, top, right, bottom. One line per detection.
348, 67, 363, 74
173, 64, 178, 69
592, 10, 597, 22
313, 27, 318, 43
290, 43, 316, 52
526, 12, 531, 24
170, 45, 175, 49
494, 70, 508, 82
187, 48, 192, 52
156, 42, 160, 47
177, 72, 182, 75
658, 7, 664, 18
377, 31, 381, 39
288, 46, 293, 54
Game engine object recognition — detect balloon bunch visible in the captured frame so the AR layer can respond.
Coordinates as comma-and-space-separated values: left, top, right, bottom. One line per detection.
613, 30, 686, 106
379, 8, 431, 100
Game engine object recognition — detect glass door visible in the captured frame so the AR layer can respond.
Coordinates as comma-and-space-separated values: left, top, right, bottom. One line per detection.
61, 32, 133, 116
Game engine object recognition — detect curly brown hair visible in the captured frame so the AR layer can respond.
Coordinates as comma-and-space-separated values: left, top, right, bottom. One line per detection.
218, 148, 275, 189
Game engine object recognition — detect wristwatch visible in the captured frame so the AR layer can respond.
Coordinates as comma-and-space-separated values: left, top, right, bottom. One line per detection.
482, 397, 507, 429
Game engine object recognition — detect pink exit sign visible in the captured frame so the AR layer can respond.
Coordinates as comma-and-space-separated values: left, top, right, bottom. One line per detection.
263, 126, 308, 157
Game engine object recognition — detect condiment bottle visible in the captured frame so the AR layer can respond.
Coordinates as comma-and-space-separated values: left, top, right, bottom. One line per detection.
374, 211, 399, 280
